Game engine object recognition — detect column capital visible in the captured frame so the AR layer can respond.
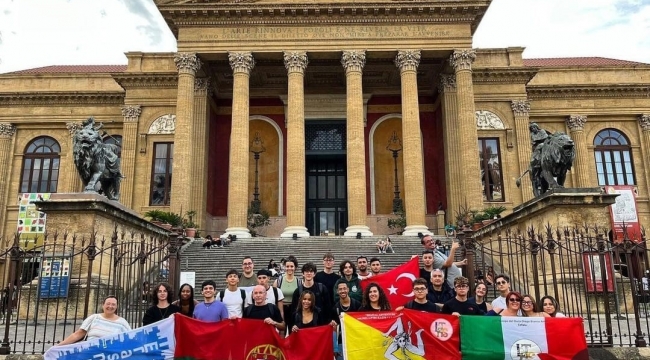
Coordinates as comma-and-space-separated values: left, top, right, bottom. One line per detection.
511, 100, 531, 116
341, 50, 366, 73
566, 115, 587, 131
395, 50, 421, 72
450, 49, 476, 72
639, 114, 650, 131
66, 122, 83, 136
228, 51, 255, 74
174, 53, 202, 74
194, 77, 212, 93
121, 105, 142, 122
0, 123, 16, 138
283, 51, 308, 74
437, 73, 457, 93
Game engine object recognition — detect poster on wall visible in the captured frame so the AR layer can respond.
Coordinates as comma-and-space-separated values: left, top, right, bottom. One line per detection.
39, 256, 72, 299
605, 186, 641, 243
582, 251, 615, 293
17, 193, 51, 250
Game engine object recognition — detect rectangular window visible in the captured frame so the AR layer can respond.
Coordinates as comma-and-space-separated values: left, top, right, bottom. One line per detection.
478, 138, 504, 202
150, 143, 173, 206
595, 149, 635, 186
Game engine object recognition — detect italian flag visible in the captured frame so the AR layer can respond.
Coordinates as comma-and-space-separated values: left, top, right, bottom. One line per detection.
460, 316, 588, 360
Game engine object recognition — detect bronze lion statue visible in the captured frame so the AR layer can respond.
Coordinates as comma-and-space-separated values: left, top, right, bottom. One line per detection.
72, 117, 123, 200
517, 131, 576, 197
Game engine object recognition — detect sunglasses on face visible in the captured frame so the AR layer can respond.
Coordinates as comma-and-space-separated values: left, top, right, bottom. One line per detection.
496, 281, 507, 285
455, 284, 469, 289
522, 301, 533, 305
508, 298, 521, 303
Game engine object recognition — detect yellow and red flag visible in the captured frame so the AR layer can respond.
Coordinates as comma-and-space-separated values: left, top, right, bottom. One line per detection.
360, 257, 420, 308
342, 309, 461, 360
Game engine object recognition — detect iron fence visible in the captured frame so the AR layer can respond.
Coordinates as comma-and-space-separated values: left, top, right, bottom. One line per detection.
0, 228, 181, 354
461, 225, 650, 347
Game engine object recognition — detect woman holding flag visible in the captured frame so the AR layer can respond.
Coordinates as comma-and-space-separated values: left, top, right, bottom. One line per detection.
57, 296, 131, 345
360, 283, 391, 311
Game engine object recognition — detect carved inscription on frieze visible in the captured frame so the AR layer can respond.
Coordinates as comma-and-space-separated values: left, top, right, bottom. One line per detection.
195, 25, 453, 41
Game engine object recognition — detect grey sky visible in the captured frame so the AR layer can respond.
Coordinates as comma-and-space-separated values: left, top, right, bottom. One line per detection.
0, 0, 648, 74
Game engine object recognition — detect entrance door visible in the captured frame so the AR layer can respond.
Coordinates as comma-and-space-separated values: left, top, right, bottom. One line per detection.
306, 156, 347, 236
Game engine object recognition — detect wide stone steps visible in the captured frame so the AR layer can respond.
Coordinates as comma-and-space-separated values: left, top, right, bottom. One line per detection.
179, 236, 453, 291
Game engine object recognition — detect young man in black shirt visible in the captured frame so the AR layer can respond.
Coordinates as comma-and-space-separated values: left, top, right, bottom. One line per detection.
314, 252, 340, 303
291, 262, 332, 323
243, 285, 285, 332
441, 276, 483, 316
330, 281, 361, 360
396, 278, 438, 313
419, 250, 435, 288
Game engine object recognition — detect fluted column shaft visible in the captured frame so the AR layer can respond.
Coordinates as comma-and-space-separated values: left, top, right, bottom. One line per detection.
511, 100, 534, 202
451, 49, 482, 209
342, 51, 372, 237
395, 50, 429, 236
639, 115, 650, 197
0, 124, 16, 236
120, 105, 141, 208
439, 74, 462, 214
192, 79, 210, 230
281, 51, 310, 238
566, 115, 591, 187
65, 122, 83, 192
171, 53, 201, 214
226, 52, 255, 238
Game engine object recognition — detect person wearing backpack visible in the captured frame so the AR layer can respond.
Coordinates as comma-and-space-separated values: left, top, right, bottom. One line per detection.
246, 269, 285, 321
291, 262, 332, 324
216, 269, 249, 318
243, 285, 285, 332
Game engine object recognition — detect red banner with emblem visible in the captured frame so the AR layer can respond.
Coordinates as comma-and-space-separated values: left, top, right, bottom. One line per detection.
360, 257, 420, 309
174, 315, 333, 360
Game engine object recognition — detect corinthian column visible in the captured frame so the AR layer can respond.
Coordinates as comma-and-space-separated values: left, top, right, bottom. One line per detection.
191, 78, 211, 230
120, 105, 141, 208
439, 74, 463, 214
511, 100, 534, 202
451, 49, 482, 210
638, 114, 650, 197
225, 52, 255, 238
171, 53, 201, 214
342, 50, 373, 237
65, 122, 83, 192
0, 123, 16, 236
566, 115, 592, 187
395, 50, 430, 236
281, 51, 310, 238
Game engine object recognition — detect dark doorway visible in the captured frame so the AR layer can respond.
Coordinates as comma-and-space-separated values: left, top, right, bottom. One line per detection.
306, 155, 347, 236
305, 121, 348, 236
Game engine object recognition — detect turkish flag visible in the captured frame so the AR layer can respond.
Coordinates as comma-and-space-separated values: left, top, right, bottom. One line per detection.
360, 257, 420, 308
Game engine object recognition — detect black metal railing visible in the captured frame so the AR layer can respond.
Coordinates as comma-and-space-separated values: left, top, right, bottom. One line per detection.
0, 227, 182, 354
460, 224, 649, 347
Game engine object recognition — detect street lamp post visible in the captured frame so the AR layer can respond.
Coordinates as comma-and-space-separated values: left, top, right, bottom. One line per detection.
386, 131, 403, 213
250, 132, 266, 214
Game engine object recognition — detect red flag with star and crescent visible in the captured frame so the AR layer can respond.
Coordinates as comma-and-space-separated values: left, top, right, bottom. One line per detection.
360, 257, 420, 308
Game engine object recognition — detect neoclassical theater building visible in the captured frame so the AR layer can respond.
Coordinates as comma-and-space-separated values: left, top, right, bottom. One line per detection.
1, 0, 650, 238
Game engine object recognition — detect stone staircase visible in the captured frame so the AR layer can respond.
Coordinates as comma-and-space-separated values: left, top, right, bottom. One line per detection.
179, 235, 454, 294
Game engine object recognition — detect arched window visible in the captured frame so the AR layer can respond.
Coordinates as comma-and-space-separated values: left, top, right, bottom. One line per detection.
103, 135, 122, 158
20, 137, 61, 193
594, 129, 635, 186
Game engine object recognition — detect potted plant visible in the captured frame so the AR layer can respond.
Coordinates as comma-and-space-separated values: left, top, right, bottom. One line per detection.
144, 210, 166, 227
183, 210, 198, 238
483, 205, 507, 220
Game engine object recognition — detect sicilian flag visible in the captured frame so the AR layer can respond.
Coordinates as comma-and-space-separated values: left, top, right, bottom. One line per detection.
460, 316, 589, 360
342, 309, 461, 360
44, 316, 175, 360
174, 314, 333, 359
360, 257, 420, 308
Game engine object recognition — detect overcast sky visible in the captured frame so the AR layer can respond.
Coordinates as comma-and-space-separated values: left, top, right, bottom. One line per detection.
0, 0, 649, 74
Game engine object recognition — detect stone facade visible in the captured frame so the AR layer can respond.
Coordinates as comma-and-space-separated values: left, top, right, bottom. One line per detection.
0, 1, 649, 239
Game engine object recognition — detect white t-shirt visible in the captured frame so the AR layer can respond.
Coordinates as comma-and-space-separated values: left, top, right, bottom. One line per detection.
217, 288, 250, 318
81, 314, 131, 340
246, 286, 284, 306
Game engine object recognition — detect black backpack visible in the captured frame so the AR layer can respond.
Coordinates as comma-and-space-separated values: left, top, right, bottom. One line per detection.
218, 288, 247, 310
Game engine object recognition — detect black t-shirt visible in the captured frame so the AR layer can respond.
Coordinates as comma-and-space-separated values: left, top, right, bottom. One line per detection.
142, 304, 181, 326
332, 298, 362, 324
291, 283, 332, 323
441, 298, 484, 315
243, 304, 284, 323
405, 300, 439, 313
294, 308, 326, 329
419, 268, 432, 287
468, 297, 488, 313
314, 271, 341, 302
359, 305, 388, 311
